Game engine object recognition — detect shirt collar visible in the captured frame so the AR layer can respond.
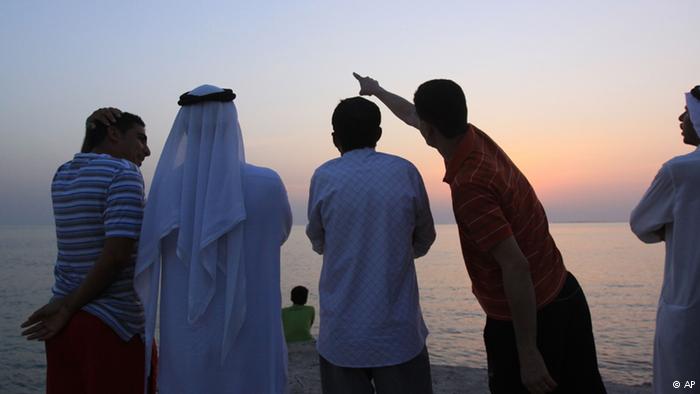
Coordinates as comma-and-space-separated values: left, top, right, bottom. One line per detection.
443, 124, 477, 184
74, 152, 114, 160
342, 147, 376, 158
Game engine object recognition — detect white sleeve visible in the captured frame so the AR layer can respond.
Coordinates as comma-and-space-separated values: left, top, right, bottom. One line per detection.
630, 165, 675, 243
410, 167, 436, 258
305, 170, 325, 255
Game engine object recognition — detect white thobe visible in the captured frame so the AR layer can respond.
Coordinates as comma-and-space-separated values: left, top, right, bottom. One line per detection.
158, 164, 292, 394
630, 148, 700, 394
307, 148, 436, 367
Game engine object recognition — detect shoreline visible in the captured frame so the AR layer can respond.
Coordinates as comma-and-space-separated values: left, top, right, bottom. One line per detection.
287, 341, 651, 393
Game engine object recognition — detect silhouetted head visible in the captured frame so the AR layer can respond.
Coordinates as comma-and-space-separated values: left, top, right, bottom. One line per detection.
331, 97, 382, 154
81, 112, 150, 166
291, 286, 309, 305
413, 79, 468, 145
681, 85, 700, 147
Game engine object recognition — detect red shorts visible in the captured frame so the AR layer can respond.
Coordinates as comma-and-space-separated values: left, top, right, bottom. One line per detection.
45, 310, 157, 394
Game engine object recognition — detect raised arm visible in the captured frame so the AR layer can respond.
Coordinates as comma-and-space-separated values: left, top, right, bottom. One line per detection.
353, 73, 421, 130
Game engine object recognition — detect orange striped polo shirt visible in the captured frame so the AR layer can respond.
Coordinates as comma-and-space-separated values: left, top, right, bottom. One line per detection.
443, 124, 567, 320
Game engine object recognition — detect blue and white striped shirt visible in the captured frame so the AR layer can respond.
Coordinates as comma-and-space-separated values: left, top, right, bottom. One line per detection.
51, 153, 145, 341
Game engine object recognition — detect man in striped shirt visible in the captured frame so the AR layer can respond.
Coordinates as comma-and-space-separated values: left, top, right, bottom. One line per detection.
354, 74, 606, 394
21, 108, 151, 393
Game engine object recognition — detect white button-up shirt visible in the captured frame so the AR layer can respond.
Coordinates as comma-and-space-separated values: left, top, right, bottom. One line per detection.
307, 148, 436, 367
630, 147, 700, 393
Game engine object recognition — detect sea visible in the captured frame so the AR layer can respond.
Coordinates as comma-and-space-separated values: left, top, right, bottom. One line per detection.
0, 223, 662, 393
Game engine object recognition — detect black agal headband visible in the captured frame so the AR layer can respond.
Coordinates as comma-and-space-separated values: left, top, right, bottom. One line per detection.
178, 89, 236, 106
691, 85, 700, 101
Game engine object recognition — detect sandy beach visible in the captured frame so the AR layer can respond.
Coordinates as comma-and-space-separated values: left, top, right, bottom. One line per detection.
287, 341, 651, 394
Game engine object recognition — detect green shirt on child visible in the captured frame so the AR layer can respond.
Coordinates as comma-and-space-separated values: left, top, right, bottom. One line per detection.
282, 305, 315, 343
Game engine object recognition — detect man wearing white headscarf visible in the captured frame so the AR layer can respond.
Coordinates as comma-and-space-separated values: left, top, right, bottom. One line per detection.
630, 85, 700, 394
135, 85, 292, 393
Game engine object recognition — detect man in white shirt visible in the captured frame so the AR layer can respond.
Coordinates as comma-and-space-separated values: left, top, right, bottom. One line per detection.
307, 97, 436, 394
630, 85, 700, 394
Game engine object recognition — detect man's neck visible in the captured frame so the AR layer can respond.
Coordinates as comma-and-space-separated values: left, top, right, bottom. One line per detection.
339, 146, 374, 156
437, 133, 466, 163
91, 146, 119, 158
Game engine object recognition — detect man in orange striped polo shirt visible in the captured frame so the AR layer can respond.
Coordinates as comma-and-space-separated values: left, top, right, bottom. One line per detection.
353, 73, 606, 394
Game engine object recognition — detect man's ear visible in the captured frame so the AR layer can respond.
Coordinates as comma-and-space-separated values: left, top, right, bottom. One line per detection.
376, 127, 382, 142
332, 132, 343, 153
106, 125, 122, 143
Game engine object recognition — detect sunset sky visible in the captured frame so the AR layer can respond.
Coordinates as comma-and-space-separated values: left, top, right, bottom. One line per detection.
1, 1, 699, 224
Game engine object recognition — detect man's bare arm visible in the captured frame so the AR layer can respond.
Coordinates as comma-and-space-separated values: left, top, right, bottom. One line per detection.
491, 236, 558, 394
353, 73, 422, 130
21, 237, 136, 340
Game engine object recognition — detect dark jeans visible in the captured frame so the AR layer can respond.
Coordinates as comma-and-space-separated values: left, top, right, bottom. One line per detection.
319, 346, 433, 394
484, 272, 607, 393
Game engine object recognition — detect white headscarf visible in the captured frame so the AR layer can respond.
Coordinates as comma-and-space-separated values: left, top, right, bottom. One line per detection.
685, 86, 700, 139
135, 84, 247, 369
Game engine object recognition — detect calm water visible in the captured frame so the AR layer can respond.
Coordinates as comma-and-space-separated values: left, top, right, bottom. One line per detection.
1, 223, 662, 393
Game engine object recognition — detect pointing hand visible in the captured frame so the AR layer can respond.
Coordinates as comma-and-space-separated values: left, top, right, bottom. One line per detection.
353, 72, 381, 96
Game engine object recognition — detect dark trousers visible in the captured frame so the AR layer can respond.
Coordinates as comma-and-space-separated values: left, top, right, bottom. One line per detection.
484, 272, 607, 393
319, 346, 433, 394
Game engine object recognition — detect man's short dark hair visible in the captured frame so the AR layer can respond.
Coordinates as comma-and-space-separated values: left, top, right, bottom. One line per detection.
81, 112, 145, 153
291, 286, 309, 305
332, 97, 381, 152
413, 79, 468, 138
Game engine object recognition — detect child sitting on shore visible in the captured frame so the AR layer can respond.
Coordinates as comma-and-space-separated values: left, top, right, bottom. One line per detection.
282, 286, 315, 343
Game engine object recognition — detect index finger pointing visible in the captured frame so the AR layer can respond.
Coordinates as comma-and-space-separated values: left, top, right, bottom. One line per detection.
353, 72, 364, 81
